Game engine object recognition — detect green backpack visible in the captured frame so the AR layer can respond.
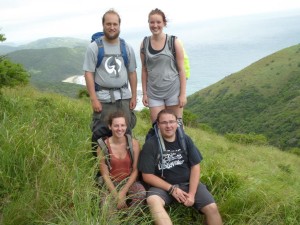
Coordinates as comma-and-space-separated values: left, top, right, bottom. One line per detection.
170, 36, 191, 79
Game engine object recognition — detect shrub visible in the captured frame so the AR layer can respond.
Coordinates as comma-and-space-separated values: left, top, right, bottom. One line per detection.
225, 132, 268, 145
183, 109, 198, 127
78, 89, 89, 98
289, 147, 300, 156
0, 58, 29, 89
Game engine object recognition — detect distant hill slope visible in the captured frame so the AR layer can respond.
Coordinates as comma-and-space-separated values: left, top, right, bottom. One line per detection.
0, 37, 89, 54
6, 46, 86, 97
186, 44, 300, 150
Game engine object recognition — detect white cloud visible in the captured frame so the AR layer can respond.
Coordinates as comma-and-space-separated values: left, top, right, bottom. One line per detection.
1, 0, 300, 44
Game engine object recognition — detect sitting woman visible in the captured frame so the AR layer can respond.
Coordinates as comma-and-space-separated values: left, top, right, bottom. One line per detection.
96, 111, 145, 209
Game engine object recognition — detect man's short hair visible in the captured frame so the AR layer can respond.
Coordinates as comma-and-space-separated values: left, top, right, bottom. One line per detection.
157, 109, 178, 123
102, 9, 121, 25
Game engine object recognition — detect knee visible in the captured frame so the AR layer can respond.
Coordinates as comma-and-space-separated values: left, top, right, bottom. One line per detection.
147, 195, 165, 207
201, 203, 220, 215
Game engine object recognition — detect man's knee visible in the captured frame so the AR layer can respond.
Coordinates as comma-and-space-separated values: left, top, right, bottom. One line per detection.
200, 203, 220, 215
147, 195, 165, 207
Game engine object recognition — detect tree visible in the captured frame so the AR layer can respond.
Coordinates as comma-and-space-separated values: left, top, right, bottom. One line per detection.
0, 33, 6, 42
0, 31, 29, 90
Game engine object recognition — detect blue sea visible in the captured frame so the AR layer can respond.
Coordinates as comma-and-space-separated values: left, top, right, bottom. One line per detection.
122, 9, 300, 110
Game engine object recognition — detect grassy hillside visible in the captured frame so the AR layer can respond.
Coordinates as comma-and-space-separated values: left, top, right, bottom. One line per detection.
7, 46, 86, 97
186, 44, 300, 150
1, 86, 300, 225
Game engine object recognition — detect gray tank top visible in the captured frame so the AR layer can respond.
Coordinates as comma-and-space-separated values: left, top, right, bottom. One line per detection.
143, 35, 180, 100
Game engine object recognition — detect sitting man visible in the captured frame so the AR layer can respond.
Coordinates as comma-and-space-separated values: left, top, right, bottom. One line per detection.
138, 109, 222, 225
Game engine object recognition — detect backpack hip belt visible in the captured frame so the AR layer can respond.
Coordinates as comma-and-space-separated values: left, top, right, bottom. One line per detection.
95, 83, 128, 103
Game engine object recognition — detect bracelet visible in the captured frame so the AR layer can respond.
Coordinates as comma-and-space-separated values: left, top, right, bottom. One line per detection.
168, 185, 178, 195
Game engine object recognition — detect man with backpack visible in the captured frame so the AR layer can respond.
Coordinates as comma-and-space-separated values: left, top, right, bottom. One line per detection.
83, 9, 137, 156
138, 109, 223, 225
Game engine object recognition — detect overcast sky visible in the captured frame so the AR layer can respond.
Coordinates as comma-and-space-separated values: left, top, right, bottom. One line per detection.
1, 0, 300, 44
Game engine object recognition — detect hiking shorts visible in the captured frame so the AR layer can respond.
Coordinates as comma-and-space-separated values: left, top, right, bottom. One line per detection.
147, 92, 179, 107
147, 183, 215, 211
90, 99, 136, 156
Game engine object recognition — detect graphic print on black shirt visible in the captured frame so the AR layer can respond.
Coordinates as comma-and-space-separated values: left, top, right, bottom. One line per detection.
157, 140, 190, 184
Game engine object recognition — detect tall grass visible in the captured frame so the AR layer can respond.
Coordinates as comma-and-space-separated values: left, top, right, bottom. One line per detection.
1, 86, 300, 224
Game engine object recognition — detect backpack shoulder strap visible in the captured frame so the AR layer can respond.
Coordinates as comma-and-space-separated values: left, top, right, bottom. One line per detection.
153, 123, 166, 178
119, 38, 129, 68
177, 126, 187, 155
95, 37, 104, 68
168, 35, 177, 59
142, 36, 148, 65
95, 37, 128, 69
142, 36, 148, 52
125, 134, 134, 165
97, 137, 112, 170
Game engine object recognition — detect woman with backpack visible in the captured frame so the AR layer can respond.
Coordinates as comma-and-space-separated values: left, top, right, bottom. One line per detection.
96, 111, 145, 209
140, 8, 187, 124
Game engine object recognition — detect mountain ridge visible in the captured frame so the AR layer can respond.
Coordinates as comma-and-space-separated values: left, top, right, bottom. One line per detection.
0, 37, 89, 54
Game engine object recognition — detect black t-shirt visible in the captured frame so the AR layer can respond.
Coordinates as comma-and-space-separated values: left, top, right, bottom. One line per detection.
138, 135, 203, 184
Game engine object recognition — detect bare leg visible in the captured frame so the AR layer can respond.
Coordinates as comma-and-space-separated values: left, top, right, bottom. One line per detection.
201, 203, 223, 225
166, 105, 183, 120
147, 195, 172, 225
150, 106, 166, 123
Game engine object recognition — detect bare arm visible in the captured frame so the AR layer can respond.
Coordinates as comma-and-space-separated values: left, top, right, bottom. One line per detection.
97, 147, 116, 194
119, 139, 140, 194
128, 70, 137, 110
140, 41, 149, 107
142, 173, 172, 191
84, 71, 101, 112
174, 39, 187, 108
184, 164, 200, 207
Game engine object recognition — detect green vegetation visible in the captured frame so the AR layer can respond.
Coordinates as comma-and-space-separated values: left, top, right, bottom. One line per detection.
0, 58, 29, 90
0, 33, 30, 91
1, 86, 300, 225
0, 32, 6, 42
186, 44, 300, 150
7, 45, 86, 98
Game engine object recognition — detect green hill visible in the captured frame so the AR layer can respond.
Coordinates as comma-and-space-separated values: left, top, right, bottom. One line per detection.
0, 37, 89, 54
1, 86, 300, 224
7, 46, 86, 97
20, 37, 89, 49
186, 44, 300, 150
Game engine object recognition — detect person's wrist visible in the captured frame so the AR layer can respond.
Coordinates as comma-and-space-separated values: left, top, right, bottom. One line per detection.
168, 185, 178, 195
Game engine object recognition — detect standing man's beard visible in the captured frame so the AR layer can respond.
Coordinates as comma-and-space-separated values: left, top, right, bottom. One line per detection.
104, 30, 120, 40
